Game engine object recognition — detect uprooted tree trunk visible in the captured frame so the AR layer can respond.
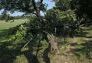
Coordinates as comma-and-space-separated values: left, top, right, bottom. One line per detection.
47, 34, 60, 54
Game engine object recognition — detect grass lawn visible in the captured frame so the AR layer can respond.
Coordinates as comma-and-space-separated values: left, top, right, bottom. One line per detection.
0, 19, 27, 30
0, 19, 27, 41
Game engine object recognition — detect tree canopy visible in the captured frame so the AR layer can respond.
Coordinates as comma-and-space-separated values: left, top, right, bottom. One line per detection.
0, 0, 45, 15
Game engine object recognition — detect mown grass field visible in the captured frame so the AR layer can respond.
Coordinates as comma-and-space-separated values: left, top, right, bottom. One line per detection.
0, 19, 92, 63
0, 19, 27, 41
0, 19, 27, 30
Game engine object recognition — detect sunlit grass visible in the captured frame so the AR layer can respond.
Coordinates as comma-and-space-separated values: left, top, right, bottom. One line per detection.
0, 19, 27, 31
0, 19, 28, 41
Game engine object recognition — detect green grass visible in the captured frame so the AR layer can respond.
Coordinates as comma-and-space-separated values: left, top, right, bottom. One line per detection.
0, 19, 29, 63
0, 19, 27, 30
0, 19, 27, 41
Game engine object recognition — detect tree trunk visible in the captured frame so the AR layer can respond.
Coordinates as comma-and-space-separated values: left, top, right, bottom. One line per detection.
47, 34, 60, 54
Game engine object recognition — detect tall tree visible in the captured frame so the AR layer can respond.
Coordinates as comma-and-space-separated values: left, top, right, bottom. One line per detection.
0, 0, 46, 62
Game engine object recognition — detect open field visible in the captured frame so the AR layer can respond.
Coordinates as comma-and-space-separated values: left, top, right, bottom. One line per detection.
0, 19, 27, 41
0, 19, 27, 30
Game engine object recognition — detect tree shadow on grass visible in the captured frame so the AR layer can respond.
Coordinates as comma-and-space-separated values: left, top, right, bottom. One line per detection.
0, 27, 18, 36
0, 41, 21, 63
70, 40, 92, 60
43, 44, 50, 63
23, 50, 39, 63
76, 26, 92, 37
0, 40, 40, 63
75, 31, 88, 37
0, 27, 18, 41
22, 37, 40, 63
0, 27, 40, 63
0, 29, 11, 40
0, 25, 22, 63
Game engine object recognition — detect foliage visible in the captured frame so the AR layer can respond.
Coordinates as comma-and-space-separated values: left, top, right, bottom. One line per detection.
70, 0, 92, 25
0, 13, 14, 22
45, 9, 78, 37
55, 0, 71, 10
71, 0, 92, 18
0, 0, 46, 14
